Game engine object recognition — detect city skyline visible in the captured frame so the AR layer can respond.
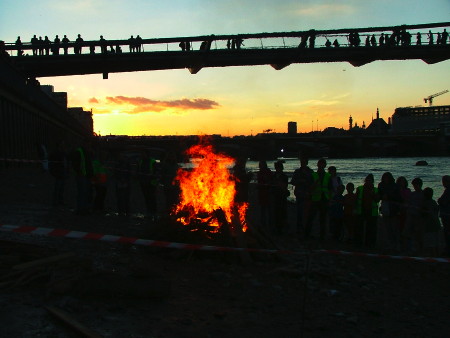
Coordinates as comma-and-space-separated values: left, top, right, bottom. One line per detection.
1, 0, 449, 136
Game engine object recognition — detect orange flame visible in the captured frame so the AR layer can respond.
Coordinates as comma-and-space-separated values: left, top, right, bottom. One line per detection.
174, 139, 247, 232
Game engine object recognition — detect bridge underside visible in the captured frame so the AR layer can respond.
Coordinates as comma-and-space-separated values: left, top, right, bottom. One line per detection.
10, 45, 450, 78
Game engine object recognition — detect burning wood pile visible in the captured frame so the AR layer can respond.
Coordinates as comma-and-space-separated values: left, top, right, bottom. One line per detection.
172, 139, 248, 239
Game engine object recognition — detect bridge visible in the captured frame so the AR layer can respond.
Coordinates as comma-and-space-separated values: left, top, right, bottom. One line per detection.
2, 22, 450, 79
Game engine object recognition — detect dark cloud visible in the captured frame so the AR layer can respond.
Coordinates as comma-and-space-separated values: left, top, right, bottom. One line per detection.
105, 96, 220, 114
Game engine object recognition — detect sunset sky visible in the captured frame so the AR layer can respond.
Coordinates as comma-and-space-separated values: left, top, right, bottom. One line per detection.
1, 0, 449, 136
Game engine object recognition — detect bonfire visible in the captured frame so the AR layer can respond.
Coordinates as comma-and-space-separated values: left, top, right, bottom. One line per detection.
172, 139, 248, 234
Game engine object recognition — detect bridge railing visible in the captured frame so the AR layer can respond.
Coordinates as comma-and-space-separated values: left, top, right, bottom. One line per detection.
2, 22, 449, 57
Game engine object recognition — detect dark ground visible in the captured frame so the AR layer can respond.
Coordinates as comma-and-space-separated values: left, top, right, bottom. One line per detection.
0, 166, 449, 338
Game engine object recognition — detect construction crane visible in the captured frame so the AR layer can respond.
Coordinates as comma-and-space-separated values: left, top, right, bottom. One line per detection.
424, 90, 449, 106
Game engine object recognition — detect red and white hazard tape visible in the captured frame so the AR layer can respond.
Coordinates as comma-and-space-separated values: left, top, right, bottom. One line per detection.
0, 224, 285, 254
1, 224, 449, 263
314, 249, 450, 263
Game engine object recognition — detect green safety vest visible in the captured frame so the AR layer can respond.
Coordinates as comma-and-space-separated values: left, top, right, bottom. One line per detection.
355, 185, 379, 216
92, 159, 107, 184
311, 171, 331, 201
140, 158, 158, 185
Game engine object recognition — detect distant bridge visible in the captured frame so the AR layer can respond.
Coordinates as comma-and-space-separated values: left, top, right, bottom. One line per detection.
2, 22, 450, 78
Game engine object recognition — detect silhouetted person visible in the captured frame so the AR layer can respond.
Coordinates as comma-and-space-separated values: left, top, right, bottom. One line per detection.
136, 35, 142, 52
290, 154, 313, 236
139, 152, 160, 221
437, 32, 442, 45
370, 34, 377, 46
49, 141, 69, 207
428, 30, 434, 45
185, 41, 191, 51
52, 35, 60, 55
325, 39, 331, 48
15, 36, 23, 56
365, 35, 370, 47
257, 160, 273, 233
37, 36, 44, 55
309, 31, 316, 48
89, 42, 95, 54
235, 36, 244, 49
272, 160, 289, 235
61, 35, 70, 55
31, 35, 38, 55
179, 41, 186, 51
416, 32, 422, 45
438, 175, 450, 256
128, 35, 135, 52
116, 45, 122, 53
298, 33, 308, 48
160, 151, 180, 214
44, 36, 51, 55
226, 39, 231, 49
71, 141, 94, 215
333, 39, 339, 48
75, 34, 83, 54
379, 33, 385, 46
305, 158, 332, 240
99, 35, 107, 54
442, 29, 448, 45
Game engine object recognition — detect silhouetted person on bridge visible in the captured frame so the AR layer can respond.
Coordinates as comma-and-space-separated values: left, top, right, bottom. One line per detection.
333, 39, 339, 48
298, 33, 308, 48
44, 36, 50, 55
442, 29, 448, 45
128, 35, 135, 52
75, 34, 84, 54
416, 32, 422, 45
179, 41, 186, 51
428, 30, 434, 45
38, 36, 44, 55
437, 32, 442, 45
136, 35, 142, 52
370, 34, 377, 47
62, 35, 70, 55
100, 35, 107, 54
379, 33, 385, 46
116, 45, 122, 53
308, 31, 316, 48
52, 35, 60, 55
325, 39, 331, 48
31, 35, 38, 55
15, 36, 23, 56
365, 35, 370, 47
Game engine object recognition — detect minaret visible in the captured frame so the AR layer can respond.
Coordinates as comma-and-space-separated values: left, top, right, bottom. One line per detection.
349, 115, 353, 130
376, 107, 379, 120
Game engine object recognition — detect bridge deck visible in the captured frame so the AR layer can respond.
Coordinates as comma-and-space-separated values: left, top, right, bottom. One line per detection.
2, 22, 449, 78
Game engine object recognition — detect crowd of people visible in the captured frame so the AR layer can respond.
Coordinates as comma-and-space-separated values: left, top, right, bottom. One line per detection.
47, 140, 180, 223
247, 154, 450, 257
8, 27, 448, 57
44, 141, 450, 257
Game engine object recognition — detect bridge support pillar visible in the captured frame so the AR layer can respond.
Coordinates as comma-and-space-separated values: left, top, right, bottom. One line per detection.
103, 72, 108, 79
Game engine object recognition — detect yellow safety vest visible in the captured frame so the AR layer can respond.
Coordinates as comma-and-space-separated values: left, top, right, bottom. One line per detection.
311, 171, 331, 201
355, 185, 379, 216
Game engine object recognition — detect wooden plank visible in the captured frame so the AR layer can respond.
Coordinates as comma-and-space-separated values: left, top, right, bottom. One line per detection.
45, 305, 103, 338
13, 252, 74, 270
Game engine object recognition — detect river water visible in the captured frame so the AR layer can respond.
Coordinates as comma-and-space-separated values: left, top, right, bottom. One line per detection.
245, 157, 450, 201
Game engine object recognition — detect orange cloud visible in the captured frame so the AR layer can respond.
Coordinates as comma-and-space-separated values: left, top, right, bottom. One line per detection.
89, 97, 99, 103
104, 96, 220, 114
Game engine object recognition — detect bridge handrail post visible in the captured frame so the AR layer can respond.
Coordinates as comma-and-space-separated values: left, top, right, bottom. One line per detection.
260, 38, 264, 49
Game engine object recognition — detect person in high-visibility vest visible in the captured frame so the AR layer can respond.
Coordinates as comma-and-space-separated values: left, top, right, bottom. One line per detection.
71, 141, 94, 215
92, 152, 108, 212
354, 173, 380, 248
138, 152, 160, 221
305, 158, 332, 240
